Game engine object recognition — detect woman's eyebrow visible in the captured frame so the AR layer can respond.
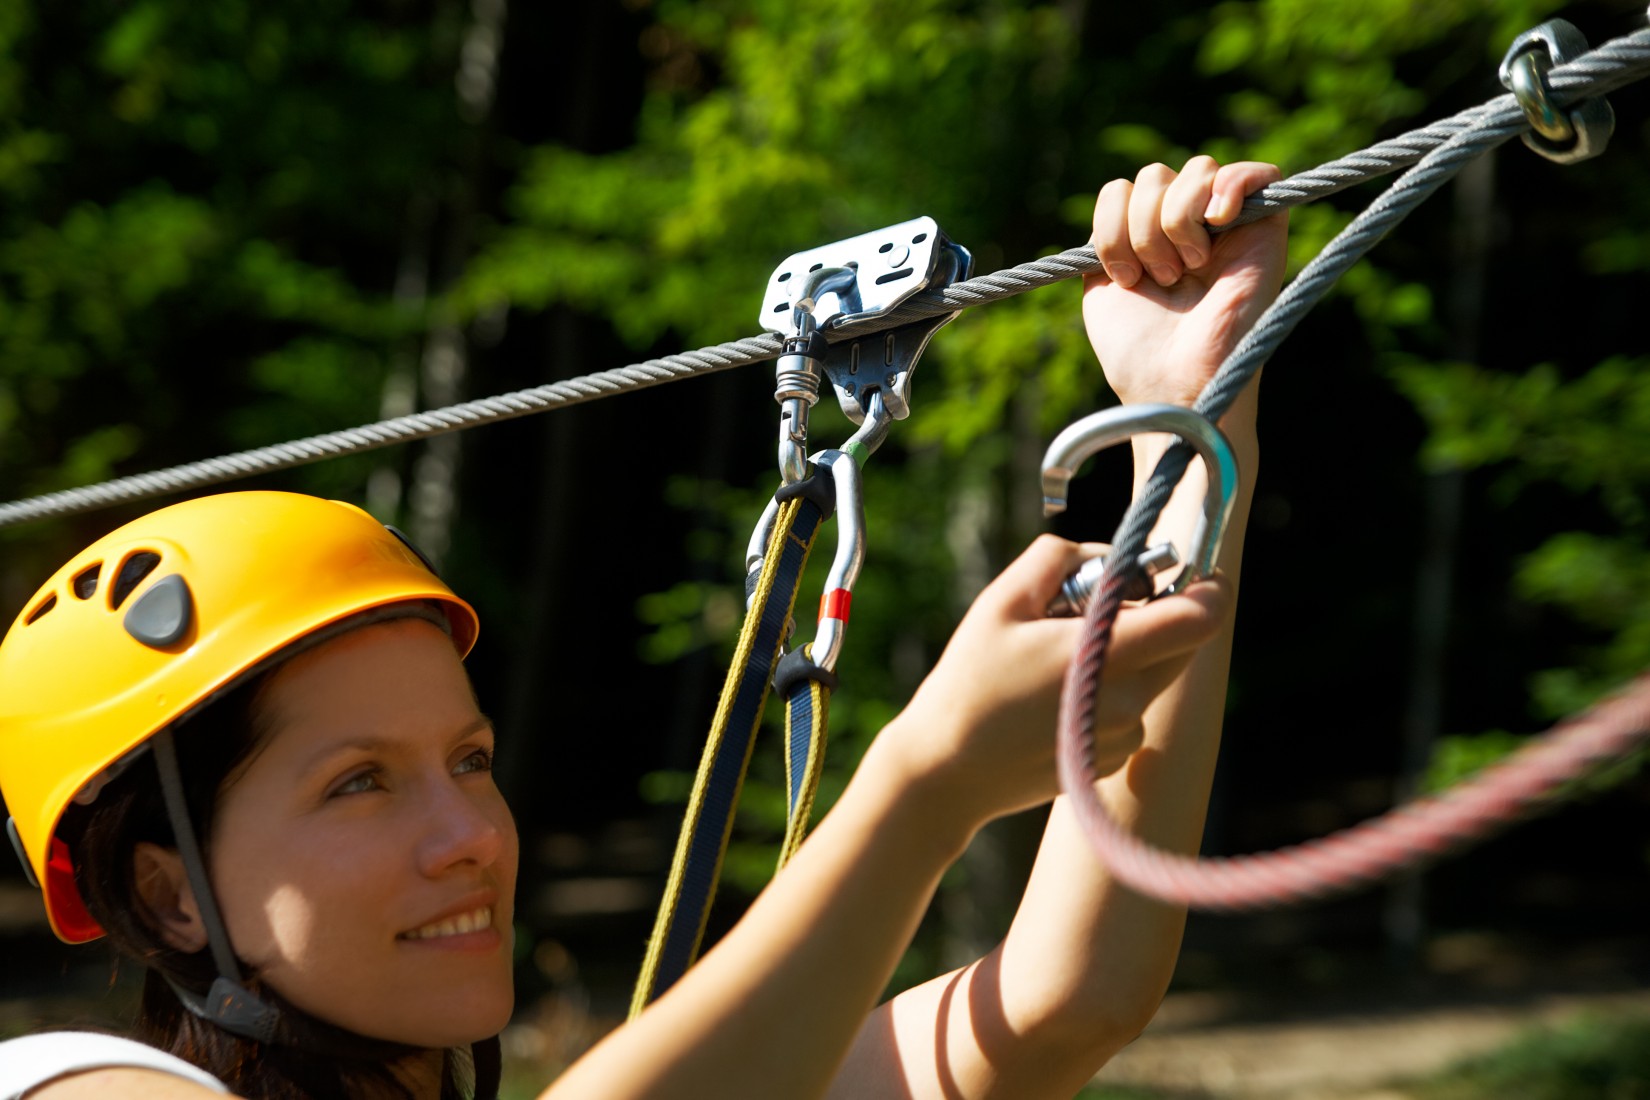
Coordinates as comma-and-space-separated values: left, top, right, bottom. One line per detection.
450, 714, 495, 746
296, 714, 494, 778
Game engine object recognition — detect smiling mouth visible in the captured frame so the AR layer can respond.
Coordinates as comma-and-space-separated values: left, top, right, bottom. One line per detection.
400, 905, 493, 941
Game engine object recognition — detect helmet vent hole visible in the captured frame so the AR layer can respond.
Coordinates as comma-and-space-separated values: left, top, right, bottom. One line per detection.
72, 564, 101, 600
109, 551, 161, 610
24, 594, 56, 625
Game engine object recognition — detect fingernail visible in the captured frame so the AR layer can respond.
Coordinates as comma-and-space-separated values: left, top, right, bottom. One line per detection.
1149, 264, 1177, 287
1204, 191, 1235, 224
1108, 262, 1139, 287
1182, 246, 1206, 269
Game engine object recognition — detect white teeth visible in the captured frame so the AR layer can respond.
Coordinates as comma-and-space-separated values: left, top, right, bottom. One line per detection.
404, 905, 491, 940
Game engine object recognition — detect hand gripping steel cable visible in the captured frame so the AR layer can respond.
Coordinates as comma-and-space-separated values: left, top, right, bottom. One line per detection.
1049, 16, 1650, 913
631, 230, 971, 1013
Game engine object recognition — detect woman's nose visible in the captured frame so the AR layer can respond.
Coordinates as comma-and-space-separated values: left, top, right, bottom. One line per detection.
413, 778, 508, 877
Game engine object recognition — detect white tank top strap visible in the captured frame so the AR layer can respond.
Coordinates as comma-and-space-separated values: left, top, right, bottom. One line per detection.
0, 1032, 229, 1098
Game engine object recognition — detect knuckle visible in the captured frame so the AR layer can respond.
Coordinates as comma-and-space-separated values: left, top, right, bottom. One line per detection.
1162, 217, 1198, 244
1095, 179, 1132, 217
1136, 162, 1174, 185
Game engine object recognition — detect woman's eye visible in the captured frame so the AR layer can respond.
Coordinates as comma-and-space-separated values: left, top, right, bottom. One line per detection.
454, 747, 494, 776
331, 769, 381, 797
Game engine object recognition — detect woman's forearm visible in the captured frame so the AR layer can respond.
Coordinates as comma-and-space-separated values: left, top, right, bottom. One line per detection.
994, 385, 1258, 1060
841, 388, 1259, 1100
543, 731, 975, 1100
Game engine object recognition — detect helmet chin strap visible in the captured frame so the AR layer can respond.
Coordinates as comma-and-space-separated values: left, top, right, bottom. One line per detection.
150, 726, 282, 1043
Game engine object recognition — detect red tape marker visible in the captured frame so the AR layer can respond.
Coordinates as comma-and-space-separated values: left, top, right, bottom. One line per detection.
819, 588, 852, 622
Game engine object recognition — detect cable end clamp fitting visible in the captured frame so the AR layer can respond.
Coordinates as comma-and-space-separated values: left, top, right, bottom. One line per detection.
1499, 19, 1615, 165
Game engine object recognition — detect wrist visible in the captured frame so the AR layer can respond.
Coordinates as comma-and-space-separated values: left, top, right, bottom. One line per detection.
1130, 384, 1257, 491
858, 712, 985, 860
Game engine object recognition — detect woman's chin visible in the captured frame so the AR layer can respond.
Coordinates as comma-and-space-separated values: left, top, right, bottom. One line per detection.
396, 987, 516, 1049
283, 974, 516, 1051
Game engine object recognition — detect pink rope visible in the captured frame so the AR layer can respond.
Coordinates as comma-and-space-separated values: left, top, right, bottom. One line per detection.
1056, 569, 1650, 911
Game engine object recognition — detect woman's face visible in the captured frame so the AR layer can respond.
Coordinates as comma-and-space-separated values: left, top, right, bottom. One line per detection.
205, 616, 517, 1048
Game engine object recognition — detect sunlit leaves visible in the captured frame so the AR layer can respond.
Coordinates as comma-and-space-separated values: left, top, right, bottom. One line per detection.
1390, 356, 1650, 524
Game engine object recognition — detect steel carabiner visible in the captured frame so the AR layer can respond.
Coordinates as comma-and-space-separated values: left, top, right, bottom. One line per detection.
744, 447, 866, 674
1041, 403, 1240, 613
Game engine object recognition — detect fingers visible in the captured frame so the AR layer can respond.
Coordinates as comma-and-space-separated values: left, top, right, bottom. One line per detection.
1126, 162, 1183, 288
1085, 579, 1230, 776
1091, 156, 1282, 286
1104, 575, 1232, 670
982, 534, 1091, 619
1205, 160, 1283, 226
981, 537, 1230, 645
1162, 155, 1219, 270
1092, 177, 1139, 288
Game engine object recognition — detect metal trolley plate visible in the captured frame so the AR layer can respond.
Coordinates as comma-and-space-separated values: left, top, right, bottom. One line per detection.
758, 216, 972, 425
758, 216, 950, 334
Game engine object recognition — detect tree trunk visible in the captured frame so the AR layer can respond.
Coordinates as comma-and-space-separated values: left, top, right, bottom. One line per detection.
1384, 149, 1495, 968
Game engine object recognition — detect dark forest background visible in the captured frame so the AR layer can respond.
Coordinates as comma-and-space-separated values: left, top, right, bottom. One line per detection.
1, 0, 1647, 1085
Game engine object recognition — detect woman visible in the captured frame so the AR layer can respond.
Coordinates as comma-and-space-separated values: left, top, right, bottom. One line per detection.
0, 155, 1283, 1099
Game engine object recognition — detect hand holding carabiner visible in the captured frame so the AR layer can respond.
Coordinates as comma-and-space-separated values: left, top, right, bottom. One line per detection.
1042, 403, 1239, 614
884, 535, 1230, 824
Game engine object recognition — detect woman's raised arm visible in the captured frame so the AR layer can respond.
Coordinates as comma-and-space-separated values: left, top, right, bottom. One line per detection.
544, 535, 1227, 1100
827, 156, 1286, 1099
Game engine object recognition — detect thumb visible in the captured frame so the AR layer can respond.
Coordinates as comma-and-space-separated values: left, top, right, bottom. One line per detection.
1104, 574, 1231, 670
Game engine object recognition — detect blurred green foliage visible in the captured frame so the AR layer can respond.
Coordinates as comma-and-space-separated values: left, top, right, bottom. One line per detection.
1194, 0, 1650, 796
475, 0, 1650, 896
0, 0, 1646, 1017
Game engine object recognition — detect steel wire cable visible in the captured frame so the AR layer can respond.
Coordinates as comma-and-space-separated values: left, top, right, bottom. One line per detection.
0, 335, 781, 525
1055, 30, 1650, 910
2, 25, 1646, 529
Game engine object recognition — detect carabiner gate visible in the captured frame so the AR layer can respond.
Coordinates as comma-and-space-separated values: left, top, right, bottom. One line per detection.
1041, 403, 1240, 612
744, 448, 866, 674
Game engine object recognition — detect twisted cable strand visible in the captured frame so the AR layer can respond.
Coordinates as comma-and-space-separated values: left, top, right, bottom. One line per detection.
1066, 671, 1650, 911
5, 26, 1645, 527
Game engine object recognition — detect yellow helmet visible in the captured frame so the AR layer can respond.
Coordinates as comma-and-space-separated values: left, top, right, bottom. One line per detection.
0, 491, 478, 943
